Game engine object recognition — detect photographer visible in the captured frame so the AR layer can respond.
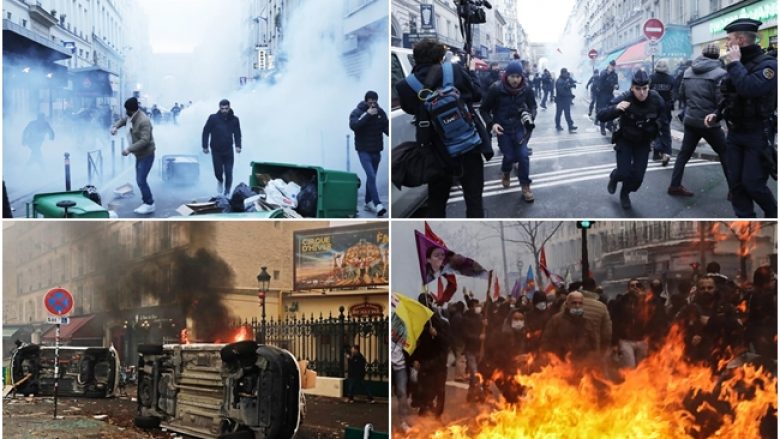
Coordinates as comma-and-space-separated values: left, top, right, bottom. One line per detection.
597, 70, 665, 210
480, 61, 538, 203
349, 90, 389, 217
554, 68, 578, 133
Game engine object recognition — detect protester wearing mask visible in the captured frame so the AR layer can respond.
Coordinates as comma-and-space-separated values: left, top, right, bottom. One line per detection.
579, 277, 613, 355
525, 291, 552, 353
541, 292, 598, 361
495, 309, 530, 403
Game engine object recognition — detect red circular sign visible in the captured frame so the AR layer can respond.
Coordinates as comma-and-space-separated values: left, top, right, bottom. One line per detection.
643, 18, 665, 41
588, 49, 598, 60
44, 288, 74, 316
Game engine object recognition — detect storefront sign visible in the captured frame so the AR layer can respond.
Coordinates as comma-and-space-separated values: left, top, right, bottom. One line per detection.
349, 302, 384, 318
294, 223, 389, 290
708, 0, 777, 36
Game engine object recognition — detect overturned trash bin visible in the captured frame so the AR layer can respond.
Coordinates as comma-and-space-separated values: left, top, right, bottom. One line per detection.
249, 161, 360, 218
161, 154, 199, 185
28, 190, 109, 218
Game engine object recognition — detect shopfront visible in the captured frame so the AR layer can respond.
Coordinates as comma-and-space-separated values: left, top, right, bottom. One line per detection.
691, 0, 777, 54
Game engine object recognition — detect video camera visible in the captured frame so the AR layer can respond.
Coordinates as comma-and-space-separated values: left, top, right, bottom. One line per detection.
456, 0, 492, 24
517, 106, 535, 131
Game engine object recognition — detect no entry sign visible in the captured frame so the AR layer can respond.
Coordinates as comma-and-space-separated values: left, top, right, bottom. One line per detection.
643, 18, 665, 41
44, 288, 74, 316
588, 49, 598, 60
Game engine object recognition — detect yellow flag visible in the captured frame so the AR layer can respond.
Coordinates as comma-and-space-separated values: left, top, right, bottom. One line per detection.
391, 292, 434, 355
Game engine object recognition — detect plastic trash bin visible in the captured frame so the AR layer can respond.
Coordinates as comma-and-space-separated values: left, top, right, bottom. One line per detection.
161, 154, 199, 185
249, 161, 359, 218
29, 191, 109, 218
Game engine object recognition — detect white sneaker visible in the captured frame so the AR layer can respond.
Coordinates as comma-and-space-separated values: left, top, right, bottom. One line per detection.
217, 181, 224, 195
364, 201, 376, 213
134, 203, 156, 215
376, 203, 387, 217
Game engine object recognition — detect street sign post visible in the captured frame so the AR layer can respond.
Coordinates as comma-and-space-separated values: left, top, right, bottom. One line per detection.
44, 288, 74, 420
643, 18, 666, 42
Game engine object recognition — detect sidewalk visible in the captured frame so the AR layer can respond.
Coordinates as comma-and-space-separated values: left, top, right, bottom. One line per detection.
298, 395, 389, 439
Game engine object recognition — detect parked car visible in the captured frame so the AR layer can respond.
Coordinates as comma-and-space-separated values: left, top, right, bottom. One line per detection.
10, 343, 120, 397
134, 341, 303, 439
390, 47, 428, 218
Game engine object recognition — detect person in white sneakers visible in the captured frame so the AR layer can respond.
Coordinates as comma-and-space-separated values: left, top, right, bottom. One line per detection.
111, 97, 156, 215
349, 91, 388, 216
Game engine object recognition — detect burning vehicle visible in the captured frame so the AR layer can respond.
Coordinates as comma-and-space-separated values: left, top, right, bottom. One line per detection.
134, 341, 304, 439
10, 344, 120, 397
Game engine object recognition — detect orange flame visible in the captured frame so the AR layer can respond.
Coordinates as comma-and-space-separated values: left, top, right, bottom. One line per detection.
403, 327, 776, 438
230, 325, 253, 343
710, 222, 761, 259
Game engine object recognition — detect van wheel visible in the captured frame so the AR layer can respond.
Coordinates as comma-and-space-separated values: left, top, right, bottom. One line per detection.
218, 430, 255, 439
137, 344, 164, 355
134, 416, 160, 429
220, 341, 257, 363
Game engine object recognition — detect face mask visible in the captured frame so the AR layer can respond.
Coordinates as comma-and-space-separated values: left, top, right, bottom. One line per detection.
474, 307, 482, 314
511, 321, 525, 330
569, 308, 585, 317
535, 302, 547, 311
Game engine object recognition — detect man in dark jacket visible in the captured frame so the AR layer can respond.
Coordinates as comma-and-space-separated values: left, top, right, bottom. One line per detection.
349, 91, 388, 216
597, 60, 620, 135
650, 60, 675, 165
554, 68, 578, 133
598, 70, 665, 209
202, 99, 242, 196
532, 73, 542, 98
541, 292, 598, 361
479, 61, 538, 201
669, 44, 730, 196
346, 344, 373, 403
586, 69, 600, 117
22, 113, 55, 169
540, 69, 554, 108
395, 38, 487, 218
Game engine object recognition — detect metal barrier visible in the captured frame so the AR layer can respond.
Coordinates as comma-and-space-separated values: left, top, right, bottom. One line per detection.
87, 150, 103, 184
233, 307, 388, 382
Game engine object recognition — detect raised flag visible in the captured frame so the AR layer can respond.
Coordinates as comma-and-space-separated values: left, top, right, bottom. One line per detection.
391, 293, 434, 354
493, 274, 501, 301
523, 265, 535, 299
510, 278, 521, 300
415, 230, 489, 305
425, 221, 446, 248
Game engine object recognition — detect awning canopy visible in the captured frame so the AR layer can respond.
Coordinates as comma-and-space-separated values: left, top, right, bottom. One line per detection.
616, 41, 649, 67
42, 314, 102, 344
3, 19, 72, 62
597, 48, 626, 70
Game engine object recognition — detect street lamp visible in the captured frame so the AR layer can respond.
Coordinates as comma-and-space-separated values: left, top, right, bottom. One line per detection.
257, 266, 271, 344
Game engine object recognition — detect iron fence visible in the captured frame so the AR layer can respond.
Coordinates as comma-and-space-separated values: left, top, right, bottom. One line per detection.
232, 307, 388, 382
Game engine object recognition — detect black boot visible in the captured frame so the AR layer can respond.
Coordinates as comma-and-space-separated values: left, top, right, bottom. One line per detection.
620, 189, 632, 209
607, 169, 618, 194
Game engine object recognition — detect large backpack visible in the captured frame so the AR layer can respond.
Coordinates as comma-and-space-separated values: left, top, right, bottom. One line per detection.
405, 62, 481, 157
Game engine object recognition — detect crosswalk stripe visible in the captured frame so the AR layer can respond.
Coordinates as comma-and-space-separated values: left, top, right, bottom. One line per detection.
447, 161, 720, 202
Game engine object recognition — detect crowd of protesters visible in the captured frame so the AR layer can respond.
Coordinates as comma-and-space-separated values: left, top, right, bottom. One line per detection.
392, 263, 777, 431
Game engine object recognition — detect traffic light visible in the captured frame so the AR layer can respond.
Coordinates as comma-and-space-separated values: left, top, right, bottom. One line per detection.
576, 220, 595, 229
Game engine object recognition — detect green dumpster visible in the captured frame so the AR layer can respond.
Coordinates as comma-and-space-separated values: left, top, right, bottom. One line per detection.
344, 426, 388, 439
199, 209, 286, 218
249, 161, 359, 218
29, 191, 109, 218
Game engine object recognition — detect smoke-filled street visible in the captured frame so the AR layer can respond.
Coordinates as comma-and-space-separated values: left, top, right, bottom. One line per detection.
4, 0, 389, 218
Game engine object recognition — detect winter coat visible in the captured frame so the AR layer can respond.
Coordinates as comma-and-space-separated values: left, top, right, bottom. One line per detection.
586, 74, 600, 96
22, 119, 54, 147
649, 71, 675, 105
541, 310, 598, 361
555, 73, 576, 105
112, 110, 155, 158
580, 290, 612, 351
541, 72, 554, 91
679, 56, 727, 129
597, 90, 665, 144
347, 351, 367, 379
479, 79, 537, 134
202, 109, 242, 152
461, 310, 483, 354
597, 70, 619, 103
349, 101, 388, 152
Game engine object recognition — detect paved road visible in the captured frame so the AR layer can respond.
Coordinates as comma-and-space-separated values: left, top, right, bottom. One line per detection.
442, 97, 777, 218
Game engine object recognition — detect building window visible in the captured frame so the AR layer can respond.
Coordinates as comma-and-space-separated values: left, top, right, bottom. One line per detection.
273, 270, 280, 280
6, 12, 11, 20
22, 19, 27, 27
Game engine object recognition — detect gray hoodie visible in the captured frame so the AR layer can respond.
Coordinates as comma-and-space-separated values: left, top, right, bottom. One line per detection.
679, 56, 726, 128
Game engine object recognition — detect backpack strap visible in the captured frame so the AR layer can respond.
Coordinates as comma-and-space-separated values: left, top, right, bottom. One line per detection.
405, 72, 424, 94
441, 61, 454, 88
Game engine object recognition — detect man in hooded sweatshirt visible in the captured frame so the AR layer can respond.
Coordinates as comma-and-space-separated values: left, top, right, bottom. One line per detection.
349, 90, 388, 216
668, 44, 730, 197
479, 61, 538, 202
202, 99, 242, 196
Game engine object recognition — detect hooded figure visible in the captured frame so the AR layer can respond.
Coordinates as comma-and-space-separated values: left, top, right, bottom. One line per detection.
202, 99, 242, 196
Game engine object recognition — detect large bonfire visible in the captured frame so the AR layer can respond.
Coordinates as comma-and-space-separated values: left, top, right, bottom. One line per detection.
410, 326, 776, 439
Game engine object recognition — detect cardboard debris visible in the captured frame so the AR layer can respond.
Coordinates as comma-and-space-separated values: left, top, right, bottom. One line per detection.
113, 183, 134, 197
176, 201, 222, 216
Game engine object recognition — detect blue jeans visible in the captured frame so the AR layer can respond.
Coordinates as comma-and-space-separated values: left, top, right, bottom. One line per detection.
392, 367, 409, 419
358, 151, 381, 205
136, 153, 154, 205
614, 140, 650, 193
498, 130, 531, 185
726, 130, 777, 218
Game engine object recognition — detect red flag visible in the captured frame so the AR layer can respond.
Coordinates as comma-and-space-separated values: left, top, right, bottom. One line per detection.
425, 222, 446, 248
539, 246, 551, 279
493, 275, 501, 301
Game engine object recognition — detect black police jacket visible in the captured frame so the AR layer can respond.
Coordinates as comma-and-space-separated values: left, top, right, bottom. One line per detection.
650, 71, 675, 104
598, 70, 619, 99
719, 44, 777, 131
597, 90, 664, 144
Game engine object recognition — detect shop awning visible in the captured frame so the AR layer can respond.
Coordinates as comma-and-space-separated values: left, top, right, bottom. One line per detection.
42, 315, 101, 343
3, 19, 72, 62
616, 41, 649, 67
597, 49, 626, 69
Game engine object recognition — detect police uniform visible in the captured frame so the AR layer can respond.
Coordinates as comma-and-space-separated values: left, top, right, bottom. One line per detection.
597, 70, 665, 209
718, 18, 777, 218
597, 61, 620, 135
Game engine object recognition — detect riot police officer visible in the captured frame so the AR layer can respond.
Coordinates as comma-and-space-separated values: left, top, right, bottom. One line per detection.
598, 70, 665, 209
705, 18, 777, 218
597, 60, 620, 135
650, 60, 675, 166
